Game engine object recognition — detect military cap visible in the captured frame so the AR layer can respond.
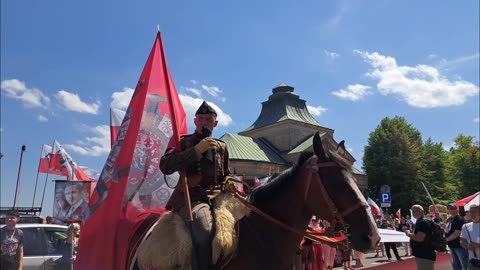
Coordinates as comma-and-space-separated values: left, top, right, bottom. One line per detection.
195, 101, 217, 116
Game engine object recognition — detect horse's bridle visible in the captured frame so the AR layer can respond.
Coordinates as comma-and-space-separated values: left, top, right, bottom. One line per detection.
303, 157, 369, 232
226, 155, 369, 242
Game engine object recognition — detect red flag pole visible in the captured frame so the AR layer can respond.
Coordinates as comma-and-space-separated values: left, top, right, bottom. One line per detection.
13, 145, 26, 208
181, 172, 199, 270
39, 174, 50, 216
32, 145, 45, 208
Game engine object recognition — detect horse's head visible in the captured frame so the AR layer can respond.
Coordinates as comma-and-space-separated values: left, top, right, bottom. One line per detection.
303, 132, 380, 252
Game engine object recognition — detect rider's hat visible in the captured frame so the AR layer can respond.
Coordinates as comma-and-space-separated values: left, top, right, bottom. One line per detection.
195, 101, 217, 116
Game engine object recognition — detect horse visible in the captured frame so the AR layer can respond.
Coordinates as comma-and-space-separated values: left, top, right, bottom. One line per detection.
130, 132, 380, 270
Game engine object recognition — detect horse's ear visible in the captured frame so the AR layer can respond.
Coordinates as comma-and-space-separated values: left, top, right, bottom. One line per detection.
337, 140, 346, 157
313, 132, 328, 162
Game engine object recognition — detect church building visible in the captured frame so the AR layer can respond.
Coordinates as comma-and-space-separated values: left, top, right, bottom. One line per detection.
219, 83, 368, 196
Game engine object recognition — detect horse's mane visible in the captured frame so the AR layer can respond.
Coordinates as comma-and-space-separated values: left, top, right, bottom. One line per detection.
248, 148, 354, 206
249, 152, 314, 206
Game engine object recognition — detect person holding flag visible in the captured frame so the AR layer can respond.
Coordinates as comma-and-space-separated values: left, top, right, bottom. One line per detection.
160, 101, 233, 270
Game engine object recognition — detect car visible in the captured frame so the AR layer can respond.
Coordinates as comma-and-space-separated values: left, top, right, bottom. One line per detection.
0, 214, 43, 225
1, 223, 68, 270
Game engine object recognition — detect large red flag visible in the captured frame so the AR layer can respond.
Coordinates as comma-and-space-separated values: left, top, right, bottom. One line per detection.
110, 107, 126, 146
76, 31, 187, 270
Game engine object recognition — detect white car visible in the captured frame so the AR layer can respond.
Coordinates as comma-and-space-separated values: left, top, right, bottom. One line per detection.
1, 223, 68, 270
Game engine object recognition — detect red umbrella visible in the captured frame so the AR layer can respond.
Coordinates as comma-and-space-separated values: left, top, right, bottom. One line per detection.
456, 192, 480, 207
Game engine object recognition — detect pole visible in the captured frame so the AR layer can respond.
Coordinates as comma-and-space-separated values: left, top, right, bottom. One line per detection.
32, 171, 41, 208
13, 145, 26, 208
181, 172, 199, 270
39, 174, 50, 216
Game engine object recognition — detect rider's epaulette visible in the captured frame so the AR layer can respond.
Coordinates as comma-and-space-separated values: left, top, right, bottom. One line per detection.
180, 134, 191, 139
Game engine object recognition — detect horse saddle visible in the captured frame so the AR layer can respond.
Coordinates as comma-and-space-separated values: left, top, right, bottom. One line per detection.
135, 193, 250, 270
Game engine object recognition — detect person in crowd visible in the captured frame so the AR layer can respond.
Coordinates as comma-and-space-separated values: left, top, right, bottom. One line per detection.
64, 183, 88, 220
445, 203, 469, 270
374, 220, 385, 258
0, 210, 24, 270
292, 246, 303, 270
310, 216, 323, 270
406, 214, 415, 229
407, 204, 436, 270
352, 249, 365, 268
398, 217, 411, 256
460, 204, 480, 270
464, 210, 472, 223
380, 219, 403, 261
45, 216, 54, 224
160, 101, 233, 270
56, 223, 80, 270
322, 220, 336, 270
301, 237, 314, 270
343, 239, 353, 270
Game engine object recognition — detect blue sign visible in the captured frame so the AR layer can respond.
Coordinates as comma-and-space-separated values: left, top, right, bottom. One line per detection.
379, 192, 391, 204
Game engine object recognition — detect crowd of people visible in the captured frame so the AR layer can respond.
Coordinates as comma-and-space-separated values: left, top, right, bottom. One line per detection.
293, 216, 367, 270
291, 202, 479, 270
405, 203, 479, 270
0, 210, 81, 270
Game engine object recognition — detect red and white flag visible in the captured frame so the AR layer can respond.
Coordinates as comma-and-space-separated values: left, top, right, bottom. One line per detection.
37, 144, 54, 174
367, 197, 382, 217
76, 31, 187, 270
395, 208, 401, 219
234, 175, 244, 193
49, 140, 92, 181
110, 108, 126, 146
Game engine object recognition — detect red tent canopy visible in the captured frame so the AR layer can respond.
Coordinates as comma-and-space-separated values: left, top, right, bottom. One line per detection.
456, 192, 480, 207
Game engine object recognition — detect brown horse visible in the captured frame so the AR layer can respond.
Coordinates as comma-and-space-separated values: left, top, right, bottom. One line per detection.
130, 132, 380, 269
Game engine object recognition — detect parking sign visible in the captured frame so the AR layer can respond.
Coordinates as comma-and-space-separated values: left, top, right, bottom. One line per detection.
379, 192, 391, 207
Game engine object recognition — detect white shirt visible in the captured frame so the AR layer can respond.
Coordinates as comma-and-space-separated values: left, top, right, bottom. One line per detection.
460, 222, 479, 260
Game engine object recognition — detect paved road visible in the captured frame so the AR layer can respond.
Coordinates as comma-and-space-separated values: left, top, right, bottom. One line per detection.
333, 247, 453, 269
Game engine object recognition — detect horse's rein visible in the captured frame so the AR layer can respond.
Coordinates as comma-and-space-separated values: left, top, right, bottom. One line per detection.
223, 156, 367, 242
304, 157, 369, 230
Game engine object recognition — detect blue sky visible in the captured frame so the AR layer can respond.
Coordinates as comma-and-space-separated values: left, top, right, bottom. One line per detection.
1, 0, 479, 217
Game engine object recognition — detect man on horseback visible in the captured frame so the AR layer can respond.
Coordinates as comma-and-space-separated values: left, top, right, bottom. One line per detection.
160, 101, 232, 270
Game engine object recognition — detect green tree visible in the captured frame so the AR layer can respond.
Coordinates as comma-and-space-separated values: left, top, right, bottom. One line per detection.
445, 134, 480, 199
421, 138, 453, 206
363, 116, 427, 211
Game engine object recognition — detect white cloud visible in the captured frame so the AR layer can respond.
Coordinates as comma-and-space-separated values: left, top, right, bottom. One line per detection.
179, 94, 232, 127
354, 50, 479, 108
307, 105, 327, 116
474, 117, 479, 123
347, 147, 353, 153
181, 81, 227, 102
111, 87, 134, 110
63, 125, 110, 157
436, 52, 480, 69
185, 87, 202, 98
201, 85, 222, 97
37, 115, 48, 122
332, 84, 372, 101
324, 50, 340, 60
56, 90, 101, 114
1, 79, 50, 108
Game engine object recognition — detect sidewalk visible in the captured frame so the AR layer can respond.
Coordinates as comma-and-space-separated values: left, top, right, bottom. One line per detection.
332, 246, 409, 269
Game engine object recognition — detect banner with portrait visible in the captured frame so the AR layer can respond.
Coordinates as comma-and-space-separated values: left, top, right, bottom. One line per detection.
53, 180, 92, 223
